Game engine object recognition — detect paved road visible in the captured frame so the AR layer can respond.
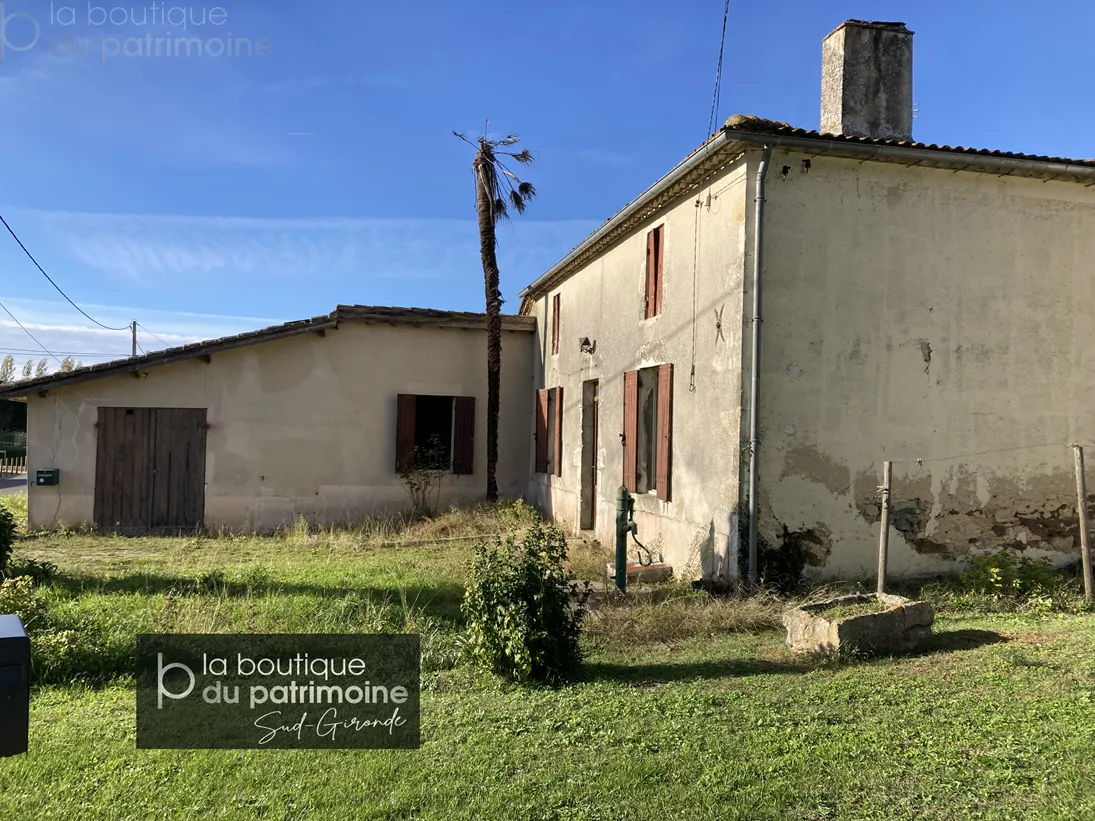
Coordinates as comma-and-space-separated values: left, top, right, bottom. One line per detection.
0, 474, 27, 495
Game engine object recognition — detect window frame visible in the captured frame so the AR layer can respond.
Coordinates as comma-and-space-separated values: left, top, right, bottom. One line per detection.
551, 293, 561, 355
622, 363, 672, 500
535, 386, 563, 477
395, 393, 475, 476
644, 225, 664, 319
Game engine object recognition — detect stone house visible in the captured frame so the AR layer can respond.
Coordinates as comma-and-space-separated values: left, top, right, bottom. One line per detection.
518, 20, 1095, 579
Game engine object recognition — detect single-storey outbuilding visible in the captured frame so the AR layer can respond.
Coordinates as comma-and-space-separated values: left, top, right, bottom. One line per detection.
0, 305, 534, 534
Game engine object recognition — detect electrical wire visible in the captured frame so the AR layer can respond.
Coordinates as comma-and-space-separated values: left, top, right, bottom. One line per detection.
0, 213, 131, 332
0, 297, 62, 364
706, 0, 731, 140
137, 323, 170, 346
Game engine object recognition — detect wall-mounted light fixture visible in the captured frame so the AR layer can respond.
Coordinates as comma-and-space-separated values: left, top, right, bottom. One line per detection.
579, 337, 595, 354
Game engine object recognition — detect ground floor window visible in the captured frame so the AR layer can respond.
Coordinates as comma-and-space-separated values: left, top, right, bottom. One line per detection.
622, 364, 673, 500
535, 386, 563, 476
395, 394, 475, 475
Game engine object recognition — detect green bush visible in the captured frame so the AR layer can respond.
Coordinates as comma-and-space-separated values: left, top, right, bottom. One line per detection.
463, 520, 585, 685
736, 515, 807, 594
497, 498, 540, 529
0, 575, 42, 626
959, 550, 1061, 597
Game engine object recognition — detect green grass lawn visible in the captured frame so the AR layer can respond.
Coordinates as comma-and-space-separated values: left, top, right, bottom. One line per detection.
2, 507, 1095, 820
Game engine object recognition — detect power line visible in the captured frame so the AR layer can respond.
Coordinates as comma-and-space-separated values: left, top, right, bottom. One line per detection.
706, 0, 731, 140
0, 297, 62, 364
0, 213, 131, 332
0, 348, 122, 357
137, 323, 170, 346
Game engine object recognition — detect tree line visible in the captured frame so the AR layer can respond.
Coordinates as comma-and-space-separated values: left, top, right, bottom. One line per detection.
0, 354, 83, 384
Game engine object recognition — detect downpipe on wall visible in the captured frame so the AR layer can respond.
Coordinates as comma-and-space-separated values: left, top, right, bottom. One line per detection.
747, 146, 772, 587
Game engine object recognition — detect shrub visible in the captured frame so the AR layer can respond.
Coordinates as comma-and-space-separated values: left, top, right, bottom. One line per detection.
463, 520, 585, 685
959, 550, 1061, 597
497, 498, 540, 529
0, 575, 43, 626
398, 433, 448, 518
0, 504, 16, 576
736, 514, 807, 594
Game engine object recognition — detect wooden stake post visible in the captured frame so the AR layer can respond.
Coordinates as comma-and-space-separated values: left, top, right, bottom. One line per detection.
1073, 445, 1094, 603
877, 461, 892, 595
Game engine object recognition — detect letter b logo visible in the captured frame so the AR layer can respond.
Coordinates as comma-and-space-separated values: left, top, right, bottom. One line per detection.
0, 1, 40, 64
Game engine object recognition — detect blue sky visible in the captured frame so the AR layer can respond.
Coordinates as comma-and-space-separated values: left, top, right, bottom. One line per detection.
0, 0, 1091, 366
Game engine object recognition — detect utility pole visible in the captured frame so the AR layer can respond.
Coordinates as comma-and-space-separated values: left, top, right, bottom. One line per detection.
131, 321, 137, 358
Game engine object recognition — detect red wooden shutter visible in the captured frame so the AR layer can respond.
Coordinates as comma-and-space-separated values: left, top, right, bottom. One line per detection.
656, 363, 673, 501
553, 386, 564, 477
653, 226, 664, 316
644, 232, 656, 319
534, 388, 549, 473
551, 294, 561, 355
452, 397, 475, 475
395, 394, 416, 472
622, 371, 638, 491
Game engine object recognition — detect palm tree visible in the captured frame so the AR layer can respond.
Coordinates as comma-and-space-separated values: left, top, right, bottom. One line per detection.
454, 129, 536, 502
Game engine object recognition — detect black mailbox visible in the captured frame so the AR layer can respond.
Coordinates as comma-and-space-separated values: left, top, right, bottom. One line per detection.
0, 614, 30, 757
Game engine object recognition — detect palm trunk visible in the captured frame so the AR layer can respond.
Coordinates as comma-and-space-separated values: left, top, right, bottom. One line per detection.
474, 151, 502, 502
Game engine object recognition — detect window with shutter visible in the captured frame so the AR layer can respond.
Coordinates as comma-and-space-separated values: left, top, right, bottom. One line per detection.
395, 394, 416, 472
624, 364, 673, 497
644, 225, 664, 319
655, 364, 672, 500
551, 294, 561, 355
394, 394, 473, 475
535, 388, 549, 473
452, 397, 475, 475
622, 370, 638, 491
552, 386, 563, 477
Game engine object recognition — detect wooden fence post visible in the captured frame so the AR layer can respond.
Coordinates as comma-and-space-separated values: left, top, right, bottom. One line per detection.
877, 461, 892, 595
1073, 445, 1094, 603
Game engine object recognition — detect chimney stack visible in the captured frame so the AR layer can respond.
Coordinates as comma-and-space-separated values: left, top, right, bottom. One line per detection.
821, 20, 913, 141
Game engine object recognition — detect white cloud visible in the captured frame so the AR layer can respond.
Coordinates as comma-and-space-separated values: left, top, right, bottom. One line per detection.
0, 296, 276, 367
19, 209, 600, 284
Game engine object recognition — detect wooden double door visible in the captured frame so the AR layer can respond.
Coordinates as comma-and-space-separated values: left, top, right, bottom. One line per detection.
93, 407, 208, 535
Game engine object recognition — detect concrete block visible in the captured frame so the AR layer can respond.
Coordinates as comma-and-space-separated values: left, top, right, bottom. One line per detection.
782, 592, 934, 655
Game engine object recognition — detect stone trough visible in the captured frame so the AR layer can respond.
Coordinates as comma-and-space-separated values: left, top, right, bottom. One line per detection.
782, 592, 934, 655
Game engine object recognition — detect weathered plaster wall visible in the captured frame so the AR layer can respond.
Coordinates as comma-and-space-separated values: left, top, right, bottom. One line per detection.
26, 322, 533, 531
754, 151, 1095, 577
529, 158, 750, 579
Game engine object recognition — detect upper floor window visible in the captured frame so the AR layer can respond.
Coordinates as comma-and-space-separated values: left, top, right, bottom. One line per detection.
551, 293, 561, 355
645, 225, 664, 319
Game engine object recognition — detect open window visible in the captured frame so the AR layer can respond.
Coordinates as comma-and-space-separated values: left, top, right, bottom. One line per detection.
535, 386, 563, 476
644, 225, 664, 319
395, 394, 475, 475
622, 364, 672, 499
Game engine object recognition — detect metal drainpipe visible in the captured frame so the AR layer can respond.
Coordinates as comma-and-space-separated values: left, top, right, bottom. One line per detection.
747, 146, 772, 587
